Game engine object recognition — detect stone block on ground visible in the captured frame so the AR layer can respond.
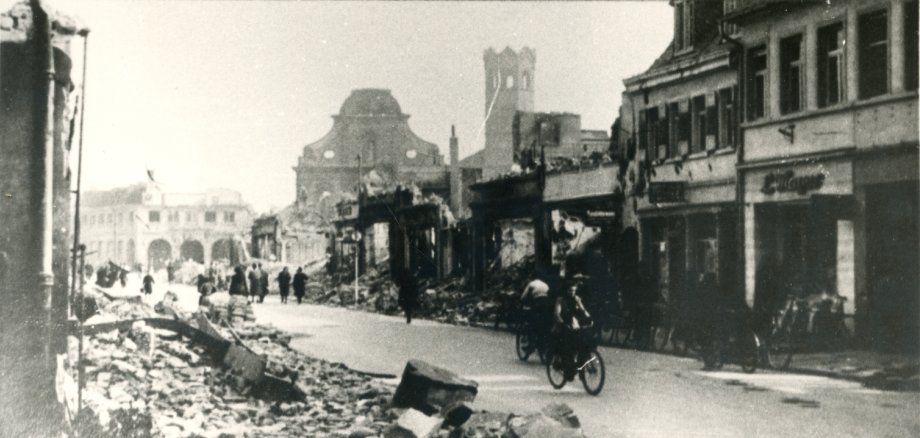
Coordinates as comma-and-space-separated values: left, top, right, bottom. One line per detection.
129, 321, 157, 357
507, 413, 586, 438
442, 402, 473, 428
383, 408, 442, 438
392, 360, 478, 415
540, 402, 580, 428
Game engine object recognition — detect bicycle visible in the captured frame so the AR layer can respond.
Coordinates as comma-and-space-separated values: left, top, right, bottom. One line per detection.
766, 295, 809, 370
545, 323, 606, 395
701, 308, 761, 373
515, 305, 549, 364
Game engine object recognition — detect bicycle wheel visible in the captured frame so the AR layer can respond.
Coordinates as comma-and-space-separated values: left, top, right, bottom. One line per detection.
545, 351, 567, 389
515, 331, 532, 361
740, 332, 760, 374
579, 350, 606, 395
702, 338, 724, 370
652, 325, 672, 352
766, 327, 794, 370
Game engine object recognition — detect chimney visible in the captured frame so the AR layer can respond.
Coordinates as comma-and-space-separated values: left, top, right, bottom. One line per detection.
449, 125, 461, 217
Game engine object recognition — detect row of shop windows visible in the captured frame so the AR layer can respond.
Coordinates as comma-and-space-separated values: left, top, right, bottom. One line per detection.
747, 2, 919, 119
637, 87, 738, 162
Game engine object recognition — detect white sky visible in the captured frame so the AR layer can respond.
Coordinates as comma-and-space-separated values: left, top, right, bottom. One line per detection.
23, 1, 673, 213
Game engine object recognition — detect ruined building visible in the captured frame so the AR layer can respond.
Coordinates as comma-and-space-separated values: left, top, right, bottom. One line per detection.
294, 89, 448, 222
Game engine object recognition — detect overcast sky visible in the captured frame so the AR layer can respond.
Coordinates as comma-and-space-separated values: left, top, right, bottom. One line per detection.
33, 1, 672, 213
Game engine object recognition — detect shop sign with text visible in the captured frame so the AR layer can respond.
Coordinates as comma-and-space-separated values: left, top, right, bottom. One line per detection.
648, 182, 686, 203
761, 170, 825, 196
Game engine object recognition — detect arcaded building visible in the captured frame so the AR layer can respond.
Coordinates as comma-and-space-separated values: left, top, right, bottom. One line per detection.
80, 183, 254, 270
293, 89, 447, 222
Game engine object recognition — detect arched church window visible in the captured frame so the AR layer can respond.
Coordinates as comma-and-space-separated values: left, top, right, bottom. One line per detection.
505, 75, 515, 89
522, 71, 531, 89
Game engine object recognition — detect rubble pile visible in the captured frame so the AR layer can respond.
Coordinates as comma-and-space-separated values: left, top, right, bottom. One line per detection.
307, 255, 536, 329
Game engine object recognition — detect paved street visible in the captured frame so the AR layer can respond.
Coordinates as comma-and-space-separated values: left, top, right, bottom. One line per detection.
253, 301, 920, 437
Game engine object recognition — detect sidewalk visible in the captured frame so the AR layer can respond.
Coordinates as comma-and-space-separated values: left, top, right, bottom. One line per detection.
788, 350, 920, 391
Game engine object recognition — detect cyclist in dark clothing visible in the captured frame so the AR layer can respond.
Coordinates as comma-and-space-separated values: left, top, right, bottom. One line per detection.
552, 282, 593, 381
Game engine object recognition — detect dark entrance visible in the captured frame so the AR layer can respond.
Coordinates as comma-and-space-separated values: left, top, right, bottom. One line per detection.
180, 240, 205, 264
865, 182, 919, 352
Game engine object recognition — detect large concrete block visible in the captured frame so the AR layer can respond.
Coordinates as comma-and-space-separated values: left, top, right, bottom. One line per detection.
384, 408, 443, 438
392, 360, 478, 415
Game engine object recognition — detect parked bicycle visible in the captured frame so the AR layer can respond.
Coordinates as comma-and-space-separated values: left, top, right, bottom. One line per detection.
545, 323, 606, 395
701, 307, 760, 373
766, 293, 850, 369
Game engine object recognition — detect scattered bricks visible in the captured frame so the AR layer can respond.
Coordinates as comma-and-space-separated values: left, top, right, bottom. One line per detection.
129, 321, 157, 357
392, 360, 478, 415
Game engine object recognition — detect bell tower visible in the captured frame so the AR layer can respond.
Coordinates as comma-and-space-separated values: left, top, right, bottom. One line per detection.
482, 47, 535, 179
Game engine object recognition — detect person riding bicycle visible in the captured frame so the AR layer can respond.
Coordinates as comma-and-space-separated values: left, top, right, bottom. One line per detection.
521, 276, 553, 349
552, 279, 593, 381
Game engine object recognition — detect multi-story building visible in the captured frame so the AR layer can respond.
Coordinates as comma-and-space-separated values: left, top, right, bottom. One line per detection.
80, 183, 254, 270
293, 88, 447, 224
621, 0, 742, 307
724, 0, 919, 350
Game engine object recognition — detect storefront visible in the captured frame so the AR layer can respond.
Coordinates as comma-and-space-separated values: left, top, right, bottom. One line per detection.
637, 168, 740, 313
854, 148, 919, 351
742, 158, 856, 325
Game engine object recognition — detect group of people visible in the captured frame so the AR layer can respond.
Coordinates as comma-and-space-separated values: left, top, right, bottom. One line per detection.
225, 264, 310, 304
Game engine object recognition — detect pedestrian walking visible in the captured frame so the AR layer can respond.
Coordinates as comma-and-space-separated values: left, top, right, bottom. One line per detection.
166, 262, 175, 284
248, 263, 260, 303
397, 267, 420, 324
142, 272, 155, 296
277, 267, 291, 304
118, 269, 127, 288
229, 265, 248, 296
258, 263, 269, 303
292, 267, 308, 304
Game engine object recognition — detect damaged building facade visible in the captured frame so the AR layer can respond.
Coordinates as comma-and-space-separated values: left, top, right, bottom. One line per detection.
80, 184, 254, 270
0, 2, 87, 434
615, 0, 919, 352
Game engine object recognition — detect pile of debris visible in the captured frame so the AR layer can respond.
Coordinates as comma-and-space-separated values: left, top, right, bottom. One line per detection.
306, 255, 536, 329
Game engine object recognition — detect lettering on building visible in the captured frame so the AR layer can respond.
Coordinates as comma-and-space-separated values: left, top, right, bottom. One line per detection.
761, 170, 825, 195
648, 182, 687, 203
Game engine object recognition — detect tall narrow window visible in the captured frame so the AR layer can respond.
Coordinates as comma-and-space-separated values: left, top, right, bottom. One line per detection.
780, 34, 804, 114
674, 1, 685, 51
905, 1, 918, 91
859, 10, 889, 99
747, 46, 767, 120
678, 100, 691, 156
656, 104, 670, 158
638, 109, 649, 152
718, 87, 736, 149
691, 95, 707, 153
668, 102, 680, 158
818, 23, 845, 107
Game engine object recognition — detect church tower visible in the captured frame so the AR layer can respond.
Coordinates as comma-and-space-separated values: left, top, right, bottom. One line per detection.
482, 47, 535, 179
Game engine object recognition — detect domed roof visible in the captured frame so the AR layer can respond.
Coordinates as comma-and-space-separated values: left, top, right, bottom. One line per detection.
339, 89, 403, 117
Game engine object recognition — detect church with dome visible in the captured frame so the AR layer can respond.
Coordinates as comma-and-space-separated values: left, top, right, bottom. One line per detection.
293, 88, 449, 222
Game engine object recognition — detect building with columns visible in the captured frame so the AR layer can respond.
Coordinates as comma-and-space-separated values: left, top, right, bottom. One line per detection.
80, 183, 254, 270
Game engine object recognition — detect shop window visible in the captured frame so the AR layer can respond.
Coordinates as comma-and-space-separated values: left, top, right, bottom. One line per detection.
205, 211, 217, 223
780, 34, 804, 114
905, 1, 918, 91
716, 88, 737, 148
818, 22, 846, 107
691, 95, 706, 153
859, 10, 889, 99
148, 211, 160, 223
747, 46, 767, 120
